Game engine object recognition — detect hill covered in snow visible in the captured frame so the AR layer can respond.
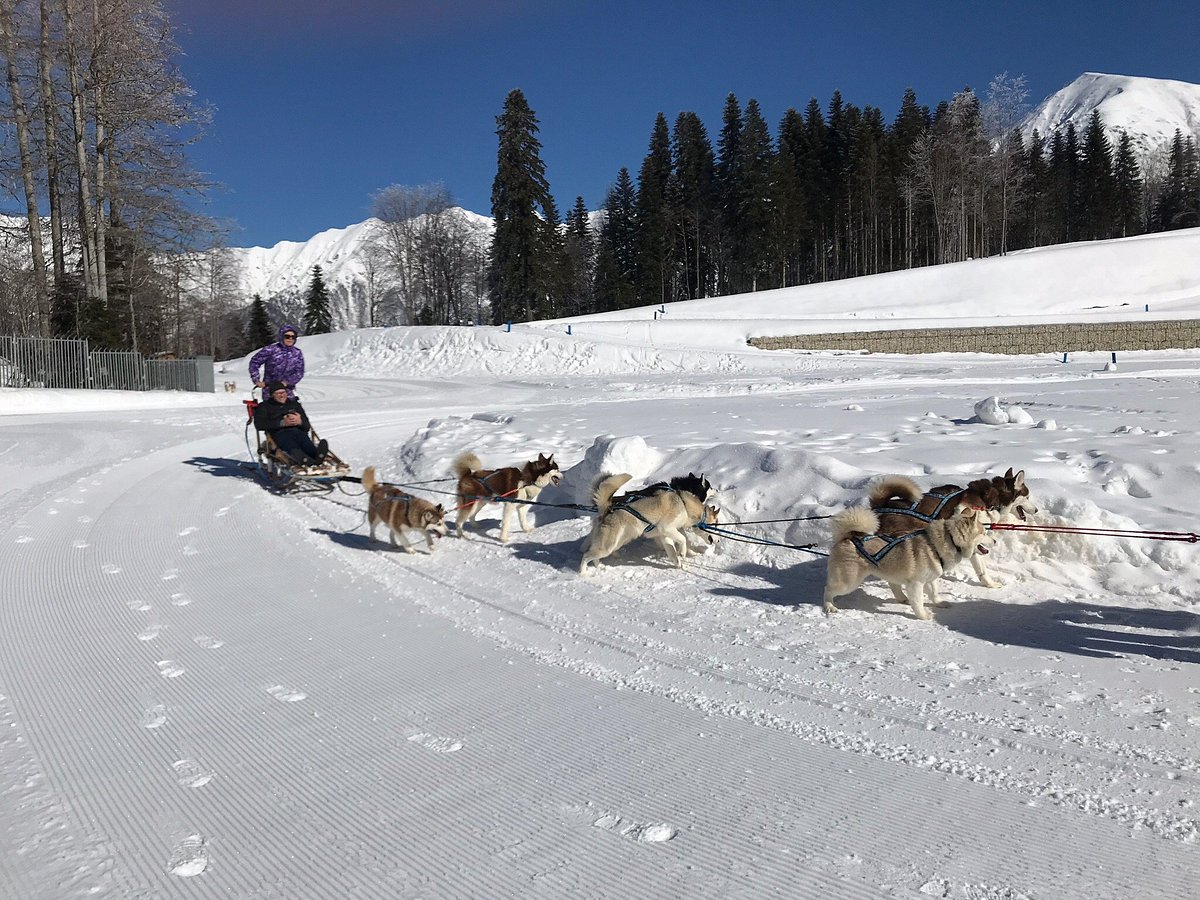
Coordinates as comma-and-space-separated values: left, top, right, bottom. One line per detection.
1022, 72, 1200, 153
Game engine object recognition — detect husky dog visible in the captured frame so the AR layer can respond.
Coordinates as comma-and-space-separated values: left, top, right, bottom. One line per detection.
453, 452, 562, 542
579, 472, 714, 575
362, 467, 447, 553
869, 468, 1036, 590
822, 505, 994, 620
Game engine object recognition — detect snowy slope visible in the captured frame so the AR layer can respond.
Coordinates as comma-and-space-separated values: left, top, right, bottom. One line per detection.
1022, 72, 1200, 152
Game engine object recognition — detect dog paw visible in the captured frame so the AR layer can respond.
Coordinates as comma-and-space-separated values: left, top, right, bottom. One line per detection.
913, 609, 933, 621
822, 602, 839, 615
980, 576, 1004, 588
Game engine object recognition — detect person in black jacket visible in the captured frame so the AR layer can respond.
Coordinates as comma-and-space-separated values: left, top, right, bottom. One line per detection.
254, 382, 328, 465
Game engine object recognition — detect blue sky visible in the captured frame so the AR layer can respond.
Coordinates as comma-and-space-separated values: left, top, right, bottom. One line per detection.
167, 0, 1200, 248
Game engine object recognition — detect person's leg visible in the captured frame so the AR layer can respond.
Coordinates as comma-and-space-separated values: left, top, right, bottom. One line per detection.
272, 428, 319, 460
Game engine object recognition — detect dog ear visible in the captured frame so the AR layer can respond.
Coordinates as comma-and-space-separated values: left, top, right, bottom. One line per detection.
435, 504, 445, 514
1013, 469, 1025, 488
1004, 467, 1014, 479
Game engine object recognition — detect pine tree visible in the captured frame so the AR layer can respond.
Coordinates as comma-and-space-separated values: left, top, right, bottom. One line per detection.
593, 168, 638, 310
1079, 110, 1116, 240
247, 294, 273, 348
774, 108, 808, 286
487, 89, 552, 324
302, 265, 333, 334
887, 88, 931, 269
562, 196, 595, 315
1112, 131, 1143, 237
734, 98, 776, 291
714, 93, 743, 294
801, 97, 832, 278
635, 112, 675, 305
537, 192, 567, 319
671, 111, 716, 300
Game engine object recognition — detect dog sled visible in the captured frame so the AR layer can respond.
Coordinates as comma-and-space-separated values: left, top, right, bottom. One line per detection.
241, 392, 350, 493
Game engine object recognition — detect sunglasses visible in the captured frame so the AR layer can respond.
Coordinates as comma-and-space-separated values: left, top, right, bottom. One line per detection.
283, 333, 297, 339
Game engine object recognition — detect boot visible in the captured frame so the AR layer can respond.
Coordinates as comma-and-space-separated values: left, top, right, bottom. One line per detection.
289, 450, 318, 467
315, 439, 329, 461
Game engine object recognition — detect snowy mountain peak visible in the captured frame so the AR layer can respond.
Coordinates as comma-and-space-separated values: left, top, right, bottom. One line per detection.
1022, 72, 1200, 153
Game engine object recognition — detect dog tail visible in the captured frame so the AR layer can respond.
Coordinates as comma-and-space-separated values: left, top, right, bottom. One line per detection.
592, 473, 633, 516
868, 474, 923, 509
831, 507, 879, 543
362, 466, 379, 493
452, 452, 482, 479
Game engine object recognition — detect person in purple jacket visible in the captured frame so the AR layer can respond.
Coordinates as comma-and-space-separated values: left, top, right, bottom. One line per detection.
249, 324, 305, 397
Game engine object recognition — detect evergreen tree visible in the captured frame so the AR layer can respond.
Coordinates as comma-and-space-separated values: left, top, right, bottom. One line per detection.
887, 88, 931, 269
1021, 129, 1049, 248
593, 168, 638, 310
635, 112, 675, 305
1062, 123, 1083, 241
537, 192, 567, 319
1112, 130, 1143, 237
733, 98, 776, 291
774, 108, 809, 286
1079, 110, 1116, 240
801, 97, 832, 278
487, 89, 553, 324
714, 93, 743, 294
302, 265, 333, 334
671, 111, 717, 299
247, 293, 274, 348
562, 196, 595, 315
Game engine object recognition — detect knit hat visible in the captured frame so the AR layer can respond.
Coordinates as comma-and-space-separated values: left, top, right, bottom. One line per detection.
267, 381, 288, 394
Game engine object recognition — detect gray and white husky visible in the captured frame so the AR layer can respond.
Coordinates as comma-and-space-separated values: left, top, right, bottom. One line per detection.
579, 473, 717, 575
822, 505, 994, 620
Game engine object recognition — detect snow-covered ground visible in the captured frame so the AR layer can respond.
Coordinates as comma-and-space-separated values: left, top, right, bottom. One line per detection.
2, 230, 1199, 898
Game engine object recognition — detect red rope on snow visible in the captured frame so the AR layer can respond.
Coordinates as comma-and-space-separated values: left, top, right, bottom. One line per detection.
989, 523, 1199, 543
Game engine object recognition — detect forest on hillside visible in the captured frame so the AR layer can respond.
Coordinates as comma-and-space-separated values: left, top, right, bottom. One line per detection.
3, 0, 1199, 355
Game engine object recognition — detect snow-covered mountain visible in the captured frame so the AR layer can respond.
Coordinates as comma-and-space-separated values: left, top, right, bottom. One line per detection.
1021, 72, 1200, 154
227, 209, 493, 328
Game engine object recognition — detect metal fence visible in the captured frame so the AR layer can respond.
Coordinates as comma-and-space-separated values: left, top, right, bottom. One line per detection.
0, 335, 214, 392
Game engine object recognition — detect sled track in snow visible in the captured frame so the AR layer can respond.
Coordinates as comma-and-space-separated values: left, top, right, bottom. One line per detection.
294, 491, 1200, 871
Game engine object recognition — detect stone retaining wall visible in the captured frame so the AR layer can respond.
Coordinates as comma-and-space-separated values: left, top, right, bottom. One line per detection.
747, 319, 1200, 354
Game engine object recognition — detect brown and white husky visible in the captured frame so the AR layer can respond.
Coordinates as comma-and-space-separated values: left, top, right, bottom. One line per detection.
452, 452, 562, 542
362, 466, 447, 553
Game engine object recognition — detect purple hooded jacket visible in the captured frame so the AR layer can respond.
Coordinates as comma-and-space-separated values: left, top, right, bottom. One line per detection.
249, 324, 305, 395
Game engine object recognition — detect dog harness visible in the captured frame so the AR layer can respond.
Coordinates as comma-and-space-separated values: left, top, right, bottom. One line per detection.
851, 530, 927, 564
882, 487, 966, 523
610, 483, 671, 534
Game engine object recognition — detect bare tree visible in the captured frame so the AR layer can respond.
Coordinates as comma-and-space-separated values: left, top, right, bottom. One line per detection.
367, 183, 488, 325
983, 72, 1029, 254
1, 0, 51, 333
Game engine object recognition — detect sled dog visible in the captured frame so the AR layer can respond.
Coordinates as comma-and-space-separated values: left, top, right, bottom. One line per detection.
363, 466, 447, 553
822, 505, 994, 620
579, 472, 716, 575
869, 468, 1036, 590
453, 451, 562, 542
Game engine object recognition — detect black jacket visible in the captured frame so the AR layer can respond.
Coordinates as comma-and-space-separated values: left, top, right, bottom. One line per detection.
254, 396, 311, 433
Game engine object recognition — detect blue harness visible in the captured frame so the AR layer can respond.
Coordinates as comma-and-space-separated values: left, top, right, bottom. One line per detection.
882, 488, 966, 523
611, 482, 671, 534
851, 530, 927, 564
